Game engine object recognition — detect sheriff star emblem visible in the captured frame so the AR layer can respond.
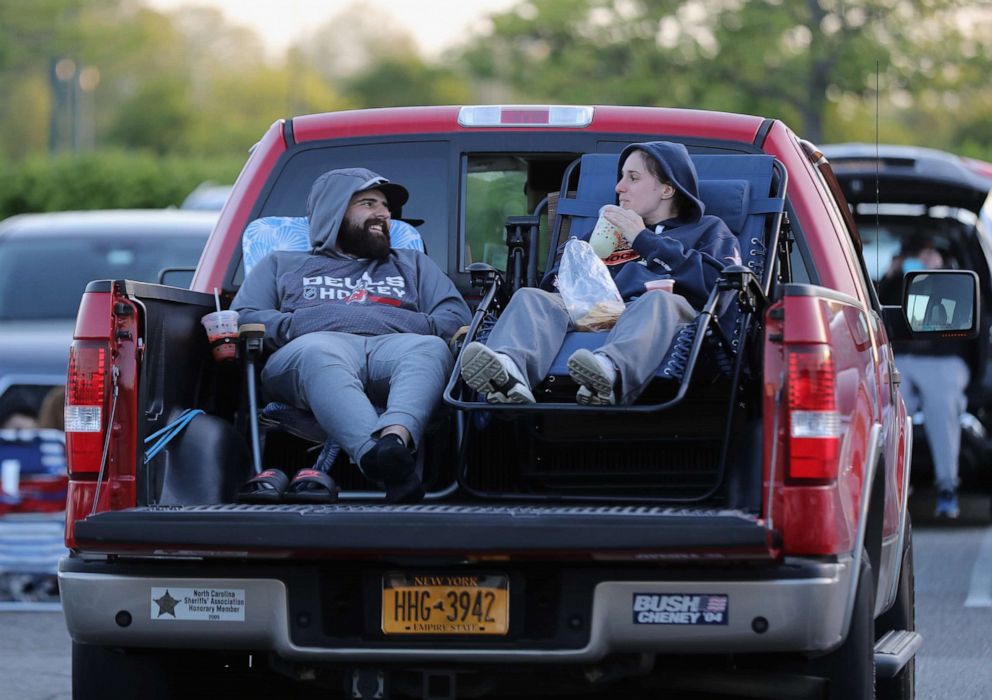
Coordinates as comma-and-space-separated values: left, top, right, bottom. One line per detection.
153, 589, 179, 617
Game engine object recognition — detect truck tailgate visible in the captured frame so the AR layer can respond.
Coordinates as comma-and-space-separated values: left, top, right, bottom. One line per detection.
73, 504, 775, 558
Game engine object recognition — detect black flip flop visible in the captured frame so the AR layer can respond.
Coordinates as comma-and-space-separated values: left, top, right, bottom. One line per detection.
236, 468, 289, 504
285, 469, 340, 503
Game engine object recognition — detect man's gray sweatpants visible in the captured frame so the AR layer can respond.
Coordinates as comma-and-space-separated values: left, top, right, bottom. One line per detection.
261, 332, 453, 463
485, 288, 696, 404
897, 353, 969, 493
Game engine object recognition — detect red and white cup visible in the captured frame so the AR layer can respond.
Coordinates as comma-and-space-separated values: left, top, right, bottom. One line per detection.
201, 310, 240, 361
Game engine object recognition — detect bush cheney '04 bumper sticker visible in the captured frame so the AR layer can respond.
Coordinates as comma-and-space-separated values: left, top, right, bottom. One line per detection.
150, 587, 245, 621
632, 593, 728, 625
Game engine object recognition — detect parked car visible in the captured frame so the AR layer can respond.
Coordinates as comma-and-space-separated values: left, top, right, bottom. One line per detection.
0, 428, 69, 604
0, 209, 216, 428
821, 143, 992, 506
0, 209, 214, 602
180, 182, 233, 211
55, 105, 969, 699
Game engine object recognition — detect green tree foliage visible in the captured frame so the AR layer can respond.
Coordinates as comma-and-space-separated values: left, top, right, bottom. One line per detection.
1, 75, 51, 159
4, 0, 992, 217
693, 0, 988, 143
0, 0, 95, 72
287, 3, 475, 111
181, 61, 351, 157
0, 150, 243, 219
456, 0, 992, 145
109, 77, 194, 154
345, 57, 472, 108
460, 0, 689, 107
0, 0, 109, 159
291, 4, 421, 83
0, 1, 191, 159
94, 6, 224, 154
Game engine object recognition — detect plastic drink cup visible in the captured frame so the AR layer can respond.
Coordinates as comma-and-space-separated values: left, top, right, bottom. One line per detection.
590, 214, 622, 259
201, 310, 240, 361
644, 278, 675, 293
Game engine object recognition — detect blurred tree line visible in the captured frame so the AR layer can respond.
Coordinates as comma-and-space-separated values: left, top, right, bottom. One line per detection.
1, 0, 991, 216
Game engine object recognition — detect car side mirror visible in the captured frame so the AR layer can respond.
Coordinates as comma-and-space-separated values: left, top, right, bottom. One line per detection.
883, 270, 980, 340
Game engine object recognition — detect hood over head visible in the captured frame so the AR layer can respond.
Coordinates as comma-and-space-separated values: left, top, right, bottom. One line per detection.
306, 168, 409, 253
618, 141, 704, 224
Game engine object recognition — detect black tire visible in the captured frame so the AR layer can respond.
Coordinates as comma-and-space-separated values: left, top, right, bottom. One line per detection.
876, 520, 916, 700
806, 558, 876, 699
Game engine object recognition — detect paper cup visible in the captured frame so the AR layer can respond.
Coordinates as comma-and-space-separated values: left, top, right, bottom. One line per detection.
201, 310, 240, 361
590, 214, 622, 259
645, 278, 675, 293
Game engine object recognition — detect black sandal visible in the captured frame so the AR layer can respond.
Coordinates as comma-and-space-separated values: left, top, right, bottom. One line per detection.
285, 469, 340, 503
236, 468, 289, 504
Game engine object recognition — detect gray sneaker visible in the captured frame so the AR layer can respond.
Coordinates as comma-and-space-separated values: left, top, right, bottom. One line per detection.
567, 348, 617, 405
460, 342, 535, 404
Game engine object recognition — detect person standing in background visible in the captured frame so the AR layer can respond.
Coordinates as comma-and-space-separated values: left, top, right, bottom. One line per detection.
879, 235, 966, 518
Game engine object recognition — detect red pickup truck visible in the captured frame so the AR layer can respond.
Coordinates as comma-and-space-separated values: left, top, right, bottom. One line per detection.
58, 106, 978, 699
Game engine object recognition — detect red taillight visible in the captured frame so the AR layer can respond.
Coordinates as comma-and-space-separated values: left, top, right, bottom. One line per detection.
65, 341, 109, 474
787, 347, 841, 481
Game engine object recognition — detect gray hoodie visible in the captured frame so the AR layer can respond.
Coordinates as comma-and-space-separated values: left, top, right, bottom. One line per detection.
232, 168, 470, 351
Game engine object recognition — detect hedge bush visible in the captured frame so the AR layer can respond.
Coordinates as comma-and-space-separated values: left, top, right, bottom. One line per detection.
0, 151, 246, 220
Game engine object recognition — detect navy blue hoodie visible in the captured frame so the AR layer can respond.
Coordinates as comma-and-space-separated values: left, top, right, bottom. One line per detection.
232, 168, 470, 352
542, 141, 740, 309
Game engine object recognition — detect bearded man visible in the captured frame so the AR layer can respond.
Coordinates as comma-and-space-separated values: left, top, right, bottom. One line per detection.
233, 168, 470, 503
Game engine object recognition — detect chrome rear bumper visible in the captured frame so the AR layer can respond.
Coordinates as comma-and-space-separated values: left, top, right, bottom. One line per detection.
60, 557, 853, 662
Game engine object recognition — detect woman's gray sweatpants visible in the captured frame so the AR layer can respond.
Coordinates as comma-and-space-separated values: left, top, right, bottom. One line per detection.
261, 332, 453, 463
485, 288, 697, 404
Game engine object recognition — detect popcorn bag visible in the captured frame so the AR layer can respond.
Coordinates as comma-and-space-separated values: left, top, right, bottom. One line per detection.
556, 238, 625, 331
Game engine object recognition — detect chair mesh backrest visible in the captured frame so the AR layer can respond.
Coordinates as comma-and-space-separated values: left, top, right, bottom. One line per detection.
242, 216, 426, 276
693, 154, 781, 281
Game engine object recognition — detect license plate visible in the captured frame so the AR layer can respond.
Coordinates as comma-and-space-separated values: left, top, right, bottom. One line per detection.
381, 573, 509, 635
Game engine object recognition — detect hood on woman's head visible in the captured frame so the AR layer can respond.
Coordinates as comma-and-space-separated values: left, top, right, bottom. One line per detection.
618, 141, 705, 223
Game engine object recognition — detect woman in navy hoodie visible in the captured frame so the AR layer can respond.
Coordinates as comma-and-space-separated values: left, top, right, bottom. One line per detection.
460, 141, 740, 405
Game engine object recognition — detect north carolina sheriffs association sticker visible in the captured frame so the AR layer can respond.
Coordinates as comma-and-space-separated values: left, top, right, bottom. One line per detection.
632, 593, 728, 625
150, 587, 245, 621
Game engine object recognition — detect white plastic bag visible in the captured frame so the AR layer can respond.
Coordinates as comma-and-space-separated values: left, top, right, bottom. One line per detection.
556, 238, 625, 331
